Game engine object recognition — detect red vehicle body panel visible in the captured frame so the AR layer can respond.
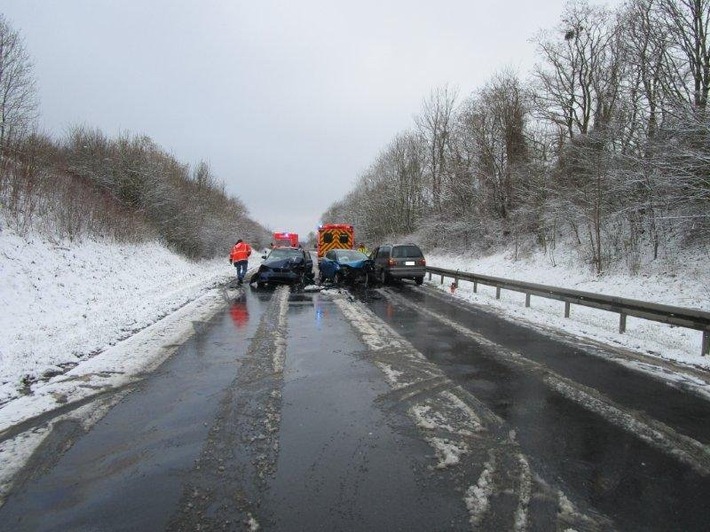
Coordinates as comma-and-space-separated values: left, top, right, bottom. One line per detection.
273, 232, 299, 248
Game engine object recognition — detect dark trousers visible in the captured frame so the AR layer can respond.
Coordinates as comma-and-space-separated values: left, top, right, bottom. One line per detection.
234, 260, 248, 281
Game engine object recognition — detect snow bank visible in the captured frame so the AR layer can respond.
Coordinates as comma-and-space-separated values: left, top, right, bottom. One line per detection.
427, 246, 710, 369
0, 229, 238, 404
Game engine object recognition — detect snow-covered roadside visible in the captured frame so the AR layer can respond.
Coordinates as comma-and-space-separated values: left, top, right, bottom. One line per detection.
2, 228, 709, 435
426, 246, 710, 370
0, 228, 264, 504
0, 231, 254, 406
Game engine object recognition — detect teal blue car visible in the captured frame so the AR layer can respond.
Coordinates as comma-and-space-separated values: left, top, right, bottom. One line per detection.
319, 249, 374, 286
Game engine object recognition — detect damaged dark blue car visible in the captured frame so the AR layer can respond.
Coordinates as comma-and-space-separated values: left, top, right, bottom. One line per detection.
250, 247, 315, 288
319, 249, 374, 286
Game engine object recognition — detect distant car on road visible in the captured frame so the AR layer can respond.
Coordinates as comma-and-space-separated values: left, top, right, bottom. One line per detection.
371, 243, 426, 285
251, 247, 314, 288
319, 249, 374, 286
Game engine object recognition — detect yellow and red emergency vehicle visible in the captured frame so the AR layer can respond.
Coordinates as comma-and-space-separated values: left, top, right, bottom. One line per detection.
273, 232, 299, 248
317, 223, 354, 259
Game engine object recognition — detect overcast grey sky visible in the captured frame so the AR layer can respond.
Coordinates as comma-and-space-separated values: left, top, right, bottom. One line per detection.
3, 0, 621, 238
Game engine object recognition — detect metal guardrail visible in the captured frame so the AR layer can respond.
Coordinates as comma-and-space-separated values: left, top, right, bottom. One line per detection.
426, 266, 710, 357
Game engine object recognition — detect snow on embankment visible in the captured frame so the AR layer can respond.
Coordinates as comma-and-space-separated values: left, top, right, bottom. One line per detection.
426, 248, 710, 370
0, 230, 233, 404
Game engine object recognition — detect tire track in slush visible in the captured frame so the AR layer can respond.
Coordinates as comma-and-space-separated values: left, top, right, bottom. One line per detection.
167, 285, 289, 532
384, 288, 710, 478
333, 294, 610, 531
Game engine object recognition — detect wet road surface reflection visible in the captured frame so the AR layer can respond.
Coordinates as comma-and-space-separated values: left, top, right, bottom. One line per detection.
365, 284, 710, 531
0, 289, 269, 530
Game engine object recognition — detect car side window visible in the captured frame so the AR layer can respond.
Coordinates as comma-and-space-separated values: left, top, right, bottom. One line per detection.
380, 247, 390, 259
326, 251, 335, 260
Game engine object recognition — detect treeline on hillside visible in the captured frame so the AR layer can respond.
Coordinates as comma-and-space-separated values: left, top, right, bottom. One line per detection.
322, 0, 710, 273
0, 128, 268, 258
0, 13, 267, 259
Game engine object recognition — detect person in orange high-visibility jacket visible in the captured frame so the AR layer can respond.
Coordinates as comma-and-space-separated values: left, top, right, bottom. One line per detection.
229, 239, 252, 284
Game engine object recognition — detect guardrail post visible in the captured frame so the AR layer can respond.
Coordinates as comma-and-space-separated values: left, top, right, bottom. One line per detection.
525, 293, 531, 307
564, 302, 571, 318
703, 331, 709, 357
619, 313, 627, 334
496, 287, 501, 300
473, 280, 478, 293
440, 274, 444, 285
428, 271, 432, 281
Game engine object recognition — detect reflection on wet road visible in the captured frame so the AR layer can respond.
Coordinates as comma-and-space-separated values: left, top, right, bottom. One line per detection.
366, 283, 710, 531
1, 281, 710, 530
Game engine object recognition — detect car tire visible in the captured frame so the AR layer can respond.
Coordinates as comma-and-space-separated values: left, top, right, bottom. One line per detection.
334, 272, 344, 285
380, 270, 388, 285
415, 276, 424, 286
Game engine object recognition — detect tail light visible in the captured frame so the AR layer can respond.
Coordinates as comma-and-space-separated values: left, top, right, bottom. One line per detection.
419, 258, 426, 266
387, 258, 396, 267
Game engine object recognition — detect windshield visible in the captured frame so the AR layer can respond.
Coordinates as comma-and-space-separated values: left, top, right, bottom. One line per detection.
392, 245, 423, 259
267, 248, 302, 260
335, 250, 369, 262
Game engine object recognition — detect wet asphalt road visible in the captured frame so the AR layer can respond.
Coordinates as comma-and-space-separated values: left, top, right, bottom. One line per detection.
1, 279, 710, 530
366, 284, 710, 531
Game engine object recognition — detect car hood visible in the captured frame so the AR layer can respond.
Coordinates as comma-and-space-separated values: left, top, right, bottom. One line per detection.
338, 258, 372, 269
262, 256, 304, 269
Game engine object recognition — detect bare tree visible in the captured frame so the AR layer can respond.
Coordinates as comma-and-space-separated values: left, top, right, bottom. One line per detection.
532, 0, 619, 138
462, 71, 530, 222
0, 15, 38, 157
414, 85, 459, 214
656, 0, 710, 111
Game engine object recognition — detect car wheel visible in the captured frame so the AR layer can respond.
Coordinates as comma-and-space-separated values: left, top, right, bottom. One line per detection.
334, 272, 344, 285
415, 276, 424, 286
319, 271, 326, 284
380, 270, 388, 285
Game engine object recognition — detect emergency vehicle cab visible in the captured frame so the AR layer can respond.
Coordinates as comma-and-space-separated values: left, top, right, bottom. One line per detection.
317, 223, 354, 259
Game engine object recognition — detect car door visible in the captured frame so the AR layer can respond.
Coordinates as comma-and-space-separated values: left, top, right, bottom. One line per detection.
303, 249, 314, 275
320, 250, 336, 279
372, 246, 391, 275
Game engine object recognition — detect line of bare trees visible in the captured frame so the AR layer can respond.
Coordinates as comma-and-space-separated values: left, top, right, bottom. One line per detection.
0, 14, 268, 259
1, 126, 269, 258
322, 0, 710, 274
